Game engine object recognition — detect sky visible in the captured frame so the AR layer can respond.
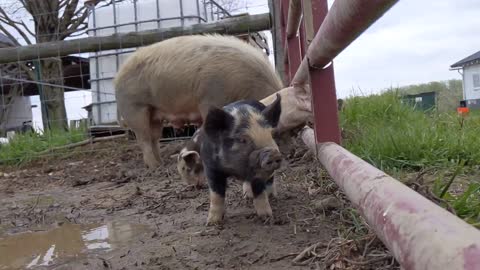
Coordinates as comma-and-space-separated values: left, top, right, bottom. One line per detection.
3, 0, 480, 131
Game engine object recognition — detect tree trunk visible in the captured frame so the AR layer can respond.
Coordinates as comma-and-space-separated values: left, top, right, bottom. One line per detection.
38, 58, 68, 131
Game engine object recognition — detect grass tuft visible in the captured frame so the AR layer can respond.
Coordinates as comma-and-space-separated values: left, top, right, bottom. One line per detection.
0, 128, 87, 166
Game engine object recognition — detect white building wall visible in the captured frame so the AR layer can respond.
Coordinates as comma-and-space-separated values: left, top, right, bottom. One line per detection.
463, 63, 480, 100
0, 96, 32, 131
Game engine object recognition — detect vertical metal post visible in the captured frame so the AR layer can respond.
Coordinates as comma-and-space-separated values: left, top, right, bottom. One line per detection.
179, 0, 185, 27
210, 2, 214, 21
195, 0, 201, 23
156, 0, 161, 28
88, 3, 102, 125
286, 23, 301, 81
112, 0, 119, 77
280, 0, 290, 84
33, 60, 48, 130
299, 20, 306, 57
203, 0, 208, 22
133, 0, 139, 31
305, 0, 341, 144
268, 0, 286, 86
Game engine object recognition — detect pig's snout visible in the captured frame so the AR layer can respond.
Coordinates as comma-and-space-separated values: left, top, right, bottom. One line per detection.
259, 148, 283, 172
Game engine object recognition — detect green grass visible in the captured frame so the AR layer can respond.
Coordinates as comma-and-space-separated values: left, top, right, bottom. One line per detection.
0, 127, 87, 166
432, 169, 480, 228
340, 89, 480, 171
340, 86, 480, 227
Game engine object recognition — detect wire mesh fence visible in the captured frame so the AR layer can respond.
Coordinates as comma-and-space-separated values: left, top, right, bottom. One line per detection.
0, 0, 274, 165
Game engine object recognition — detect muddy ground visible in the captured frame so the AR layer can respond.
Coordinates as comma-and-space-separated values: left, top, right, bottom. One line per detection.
0, 136, 400, 270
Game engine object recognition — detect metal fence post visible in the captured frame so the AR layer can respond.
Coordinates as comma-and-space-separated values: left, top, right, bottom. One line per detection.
304, 0, 341, 144
279, 0, 290, 84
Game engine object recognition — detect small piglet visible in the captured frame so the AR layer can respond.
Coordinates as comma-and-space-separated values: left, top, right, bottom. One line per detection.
175, 129, 206, 187
199, 94, 283, 225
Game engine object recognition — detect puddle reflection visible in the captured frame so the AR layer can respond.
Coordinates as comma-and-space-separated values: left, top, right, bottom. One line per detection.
0, 221, 150, 269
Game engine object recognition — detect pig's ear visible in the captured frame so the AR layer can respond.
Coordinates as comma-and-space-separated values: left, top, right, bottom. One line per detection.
292, 83, 311, 95
261, 93, 282, 128
204, 107, 235, 139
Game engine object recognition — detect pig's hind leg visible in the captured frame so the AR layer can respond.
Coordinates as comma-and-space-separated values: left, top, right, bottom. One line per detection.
125, 105, 162, 169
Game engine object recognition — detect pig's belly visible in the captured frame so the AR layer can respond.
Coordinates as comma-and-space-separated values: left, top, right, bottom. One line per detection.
154, 110, 202, 129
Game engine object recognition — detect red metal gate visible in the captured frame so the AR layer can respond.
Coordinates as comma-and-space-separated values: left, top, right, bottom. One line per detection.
274, 0, 480, 269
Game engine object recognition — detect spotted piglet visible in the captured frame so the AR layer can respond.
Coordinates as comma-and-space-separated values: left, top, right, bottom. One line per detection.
199, 94, 283, 225
175, 129, 206, 188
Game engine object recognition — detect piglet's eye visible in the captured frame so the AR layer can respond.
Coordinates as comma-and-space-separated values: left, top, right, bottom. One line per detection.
236, 138, 247, 144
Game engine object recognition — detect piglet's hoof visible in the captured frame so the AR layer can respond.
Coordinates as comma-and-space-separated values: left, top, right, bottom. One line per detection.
256, 208, 273, 220
242, 182, 254, 199
254, 211, 274, 225
254, 201, 273, 219
206, 210, 225, 226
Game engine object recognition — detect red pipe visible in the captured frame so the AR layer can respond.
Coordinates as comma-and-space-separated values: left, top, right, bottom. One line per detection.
301, 127, 480, 270
286, 0, 302, 39
293, 0, 399, 84
306, 0, 341, 144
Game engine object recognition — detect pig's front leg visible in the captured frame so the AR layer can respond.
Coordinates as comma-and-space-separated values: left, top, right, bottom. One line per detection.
244, 177, 277, 199
206, 169, 228, 225
251, 178, 273, 219
242, 181, 254, 199
265, 177, 278, 198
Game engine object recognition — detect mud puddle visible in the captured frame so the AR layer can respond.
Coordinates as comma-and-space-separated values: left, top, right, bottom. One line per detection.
0, 221, 150, 269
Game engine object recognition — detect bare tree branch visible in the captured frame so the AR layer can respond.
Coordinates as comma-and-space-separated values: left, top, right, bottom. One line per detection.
59, 0, 70, 10
0, 6, 32, 44
59, 0, 79, 34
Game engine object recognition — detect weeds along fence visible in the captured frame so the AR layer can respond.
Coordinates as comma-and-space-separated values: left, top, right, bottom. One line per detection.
0, 0, 271, 164
272, 0, 480, 269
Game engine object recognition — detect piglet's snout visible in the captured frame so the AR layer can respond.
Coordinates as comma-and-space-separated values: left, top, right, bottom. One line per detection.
259, 148, 283, 172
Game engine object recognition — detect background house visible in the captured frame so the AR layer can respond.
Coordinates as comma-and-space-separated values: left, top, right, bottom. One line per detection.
450, 50, 480, 109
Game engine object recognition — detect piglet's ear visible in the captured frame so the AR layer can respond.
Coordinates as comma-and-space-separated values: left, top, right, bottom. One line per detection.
261, 93, 281, 128
204, 107, 234, 139
182, 151, 200, 166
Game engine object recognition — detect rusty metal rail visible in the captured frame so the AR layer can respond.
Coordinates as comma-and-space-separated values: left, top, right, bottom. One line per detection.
292, 0, 398, 84
275, 0, 480, 269
301, 128, 480, 269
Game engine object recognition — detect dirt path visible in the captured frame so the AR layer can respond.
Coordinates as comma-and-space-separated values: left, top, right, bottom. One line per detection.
0, 137, 399, 270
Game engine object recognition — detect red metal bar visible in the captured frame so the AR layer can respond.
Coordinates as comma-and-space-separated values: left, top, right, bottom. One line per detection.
299, 20, 306, 57
301, 127, 480, 270
283, 0, 302, 81
280, 0, 291, 84
287, 36, 302, 80
286, 0, 302, 39
292, 0, 399, 84
307, 0, 341, 144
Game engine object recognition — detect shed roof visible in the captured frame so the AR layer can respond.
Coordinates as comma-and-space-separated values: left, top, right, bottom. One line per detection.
450, 50, 480, 68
